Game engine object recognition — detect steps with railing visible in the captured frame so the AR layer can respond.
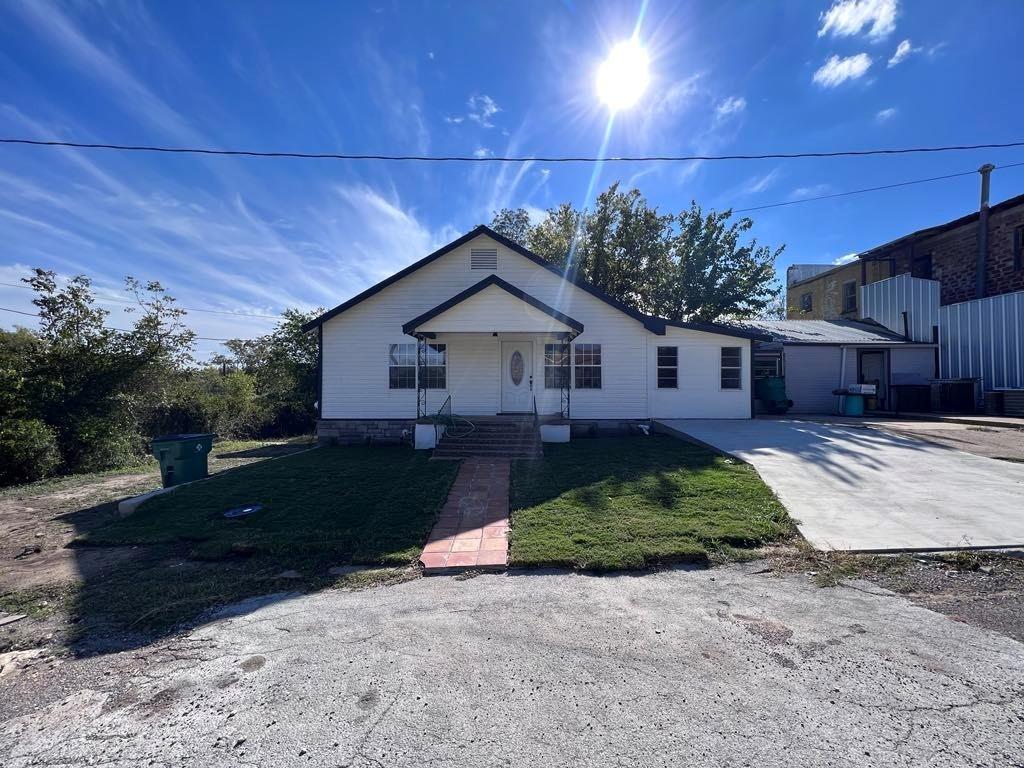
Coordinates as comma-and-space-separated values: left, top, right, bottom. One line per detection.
432, 414, 542, 460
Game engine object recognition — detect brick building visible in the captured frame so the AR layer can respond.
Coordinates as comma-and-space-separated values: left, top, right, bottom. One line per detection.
787, 191, 1024, 318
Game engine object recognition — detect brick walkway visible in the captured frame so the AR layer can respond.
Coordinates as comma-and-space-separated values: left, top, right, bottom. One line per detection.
419, 458, 510, 572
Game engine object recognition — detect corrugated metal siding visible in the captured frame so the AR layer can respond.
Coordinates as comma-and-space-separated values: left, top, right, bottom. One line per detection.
940, 290, 1024, 390
860, 274, 939, 342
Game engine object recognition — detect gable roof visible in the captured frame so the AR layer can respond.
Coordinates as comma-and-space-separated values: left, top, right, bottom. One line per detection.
402, 274, 584, 335
301, 224, 763, 340
733, 318, 932, 345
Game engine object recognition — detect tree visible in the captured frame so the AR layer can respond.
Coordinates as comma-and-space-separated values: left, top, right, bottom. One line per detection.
488, 208, 533, 245
489, 183, 783, 322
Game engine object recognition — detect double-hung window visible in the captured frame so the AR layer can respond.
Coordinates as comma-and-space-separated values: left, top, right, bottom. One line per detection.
422, 343, 447, 389
543, 343, 569, 388
574, 343, 602, 389
388, 344, 416, 389
656, 346, 678, 388
842, 280, 857, 314
388, 343, 447, 389
720, 347, 743, 390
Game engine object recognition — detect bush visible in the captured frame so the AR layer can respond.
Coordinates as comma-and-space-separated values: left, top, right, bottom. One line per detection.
0, 418, 61, 486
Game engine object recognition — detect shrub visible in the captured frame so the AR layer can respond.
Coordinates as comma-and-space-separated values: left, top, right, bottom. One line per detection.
0, 418, 61, 486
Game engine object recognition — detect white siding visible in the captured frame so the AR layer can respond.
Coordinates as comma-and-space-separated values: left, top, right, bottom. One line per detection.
648, 330, 752, 418
320, 233, 754, 420
416, 284, 574, 334
784, 346, 843, 413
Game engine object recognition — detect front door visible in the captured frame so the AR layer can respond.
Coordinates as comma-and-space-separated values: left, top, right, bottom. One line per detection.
500, 341, 534, 412
859, 350, 888, 410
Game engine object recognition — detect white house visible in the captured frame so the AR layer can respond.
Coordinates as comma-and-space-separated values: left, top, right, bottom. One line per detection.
303, 225, 762, 446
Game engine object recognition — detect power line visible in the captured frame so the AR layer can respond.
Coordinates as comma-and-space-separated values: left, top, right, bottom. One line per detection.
0, 281, 282, 319
0, 305, 243, 342
3, 136, 1024, 163
733, 160, 1024, 213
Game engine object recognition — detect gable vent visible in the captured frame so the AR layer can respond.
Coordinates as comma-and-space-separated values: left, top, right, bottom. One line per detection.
470, 248, 498, 270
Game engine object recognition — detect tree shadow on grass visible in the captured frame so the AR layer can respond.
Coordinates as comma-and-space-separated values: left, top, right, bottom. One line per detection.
46, 446, 458, 656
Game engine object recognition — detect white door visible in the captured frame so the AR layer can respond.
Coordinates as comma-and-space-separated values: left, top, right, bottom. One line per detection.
500, 341, 534, 412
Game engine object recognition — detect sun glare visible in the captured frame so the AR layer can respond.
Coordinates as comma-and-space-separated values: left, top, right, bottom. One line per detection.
596, 39, 650, 112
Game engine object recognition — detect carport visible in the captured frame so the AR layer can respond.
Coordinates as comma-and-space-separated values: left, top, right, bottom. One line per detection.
656, 418, 1024, 552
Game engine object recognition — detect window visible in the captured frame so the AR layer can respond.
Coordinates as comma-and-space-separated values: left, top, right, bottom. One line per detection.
388, 343, 416, 389
800, 292, 813, 313
842, 280, 857, 313
388, 343, 446, 389
543, 343, 569, 388
470, 247, 498, 270
1014, 226, 1024, 271
574, 343, 602, 389
656, 346, 678, 388
912, 253, 933, 280
421, 343, 447, 389
754, 354, 781, 380
720, 347, 742, 390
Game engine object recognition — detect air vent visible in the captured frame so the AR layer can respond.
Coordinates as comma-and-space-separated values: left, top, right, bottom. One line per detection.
470, 248, 498, 270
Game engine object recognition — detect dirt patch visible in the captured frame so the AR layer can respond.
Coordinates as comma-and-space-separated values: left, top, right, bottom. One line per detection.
760, 545, 1024, 643
867, 422, 1024, 462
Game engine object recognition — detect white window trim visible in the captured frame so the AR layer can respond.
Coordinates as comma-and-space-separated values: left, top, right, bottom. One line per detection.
719, 346, 744, 391
573, 342, 602, 390
656, 345, 679, 389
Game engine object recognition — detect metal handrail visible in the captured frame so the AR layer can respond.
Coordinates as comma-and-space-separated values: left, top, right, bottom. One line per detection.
532, 394, 538, 426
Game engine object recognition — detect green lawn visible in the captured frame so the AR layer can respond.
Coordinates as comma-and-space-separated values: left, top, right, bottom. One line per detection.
510, 435, 792, 570
71, 446, 458, 636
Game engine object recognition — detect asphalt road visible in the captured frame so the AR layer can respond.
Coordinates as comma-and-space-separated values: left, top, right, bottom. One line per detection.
658, 418, 1024, 551
3, 567, 1023, 766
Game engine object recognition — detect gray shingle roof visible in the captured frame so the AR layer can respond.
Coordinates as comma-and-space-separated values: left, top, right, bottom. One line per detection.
732, 318, 923, 345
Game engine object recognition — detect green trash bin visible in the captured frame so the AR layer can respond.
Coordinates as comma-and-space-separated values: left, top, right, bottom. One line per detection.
151, 433, 216, 488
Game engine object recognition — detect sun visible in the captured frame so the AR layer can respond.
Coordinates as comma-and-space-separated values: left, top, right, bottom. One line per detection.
595, 39, 650, 112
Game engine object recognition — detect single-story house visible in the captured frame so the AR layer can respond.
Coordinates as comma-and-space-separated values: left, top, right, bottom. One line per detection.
738, 318, 938, 413
302, 225, 765, 443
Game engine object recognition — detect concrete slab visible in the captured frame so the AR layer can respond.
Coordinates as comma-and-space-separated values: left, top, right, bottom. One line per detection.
657, 418, 1024, 552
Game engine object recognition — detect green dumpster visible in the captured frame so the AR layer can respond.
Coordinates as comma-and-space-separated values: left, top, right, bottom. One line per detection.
151, 433, 216, 488
755, 376, 794, 414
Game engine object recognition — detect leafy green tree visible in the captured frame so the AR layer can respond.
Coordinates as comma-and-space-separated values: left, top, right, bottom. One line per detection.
490, 183, 782, 321
489, 208, 533, 245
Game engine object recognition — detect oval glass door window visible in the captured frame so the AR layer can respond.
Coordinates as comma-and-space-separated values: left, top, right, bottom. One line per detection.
510, 350, 524, 385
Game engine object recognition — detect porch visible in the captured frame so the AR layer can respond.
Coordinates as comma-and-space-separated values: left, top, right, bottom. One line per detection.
402, 275, 583, 420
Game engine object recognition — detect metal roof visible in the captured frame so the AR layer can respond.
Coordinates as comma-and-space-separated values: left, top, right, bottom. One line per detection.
733, 318, 929, 345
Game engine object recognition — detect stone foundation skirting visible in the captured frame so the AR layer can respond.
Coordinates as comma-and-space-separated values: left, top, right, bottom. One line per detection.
317, 419, 415, 446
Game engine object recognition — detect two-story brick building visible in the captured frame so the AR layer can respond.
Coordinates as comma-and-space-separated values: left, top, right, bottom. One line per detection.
787, 189, 1024, 318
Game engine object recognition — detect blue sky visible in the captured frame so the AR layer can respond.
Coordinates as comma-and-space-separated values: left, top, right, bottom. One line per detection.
1, 0, 1023, 357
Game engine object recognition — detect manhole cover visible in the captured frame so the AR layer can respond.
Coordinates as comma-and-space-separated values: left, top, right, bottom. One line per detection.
224, 504, 263, 519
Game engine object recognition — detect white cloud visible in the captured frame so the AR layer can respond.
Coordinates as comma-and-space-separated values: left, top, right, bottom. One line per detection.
742, 168, 781, 196
467, 94, 500, 128
715, 95, 747, 119
833, 252, 859, 265
875, 107, 897, 122
656, 75, 702, 116
788, 184, 831, 200
887, 38, 920, 66
473, 147, 493, 158
427, 51, 435, 60
812, 53, 872, 87
818, 0, 898, 40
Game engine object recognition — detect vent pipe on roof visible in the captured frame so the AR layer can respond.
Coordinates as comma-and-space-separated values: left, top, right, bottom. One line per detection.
976, 163, 995, 299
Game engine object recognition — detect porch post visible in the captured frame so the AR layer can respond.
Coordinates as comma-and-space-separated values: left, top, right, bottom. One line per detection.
416, 335, 427, 419
561, 333, 574, 420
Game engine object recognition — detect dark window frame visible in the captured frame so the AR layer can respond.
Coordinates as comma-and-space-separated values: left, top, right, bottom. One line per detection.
656, 345, 678, 389
543, 342, 570, 389
574, 343, 602, 389
800, 292, 813, 313
912, 253, 933, 280
842, 280, 857, 314
720, 346, 743, 390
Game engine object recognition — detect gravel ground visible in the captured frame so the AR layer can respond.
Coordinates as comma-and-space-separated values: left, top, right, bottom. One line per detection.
1, 567, 1022, 767
862, 421, 1024, 461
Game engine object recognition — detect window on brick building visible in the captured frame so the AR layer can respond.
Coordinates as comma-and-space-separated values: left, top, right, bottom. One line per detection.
912, 254, 933, 280
1014, 226, 1023, 271
842, 280, 857, 313
800, 292, 813, 313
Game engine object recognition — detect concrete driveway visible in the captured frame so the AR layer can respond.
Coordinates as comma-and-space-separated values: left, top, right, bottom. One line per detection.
2, 569, 1023, 767
657, 418, 1024, 551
